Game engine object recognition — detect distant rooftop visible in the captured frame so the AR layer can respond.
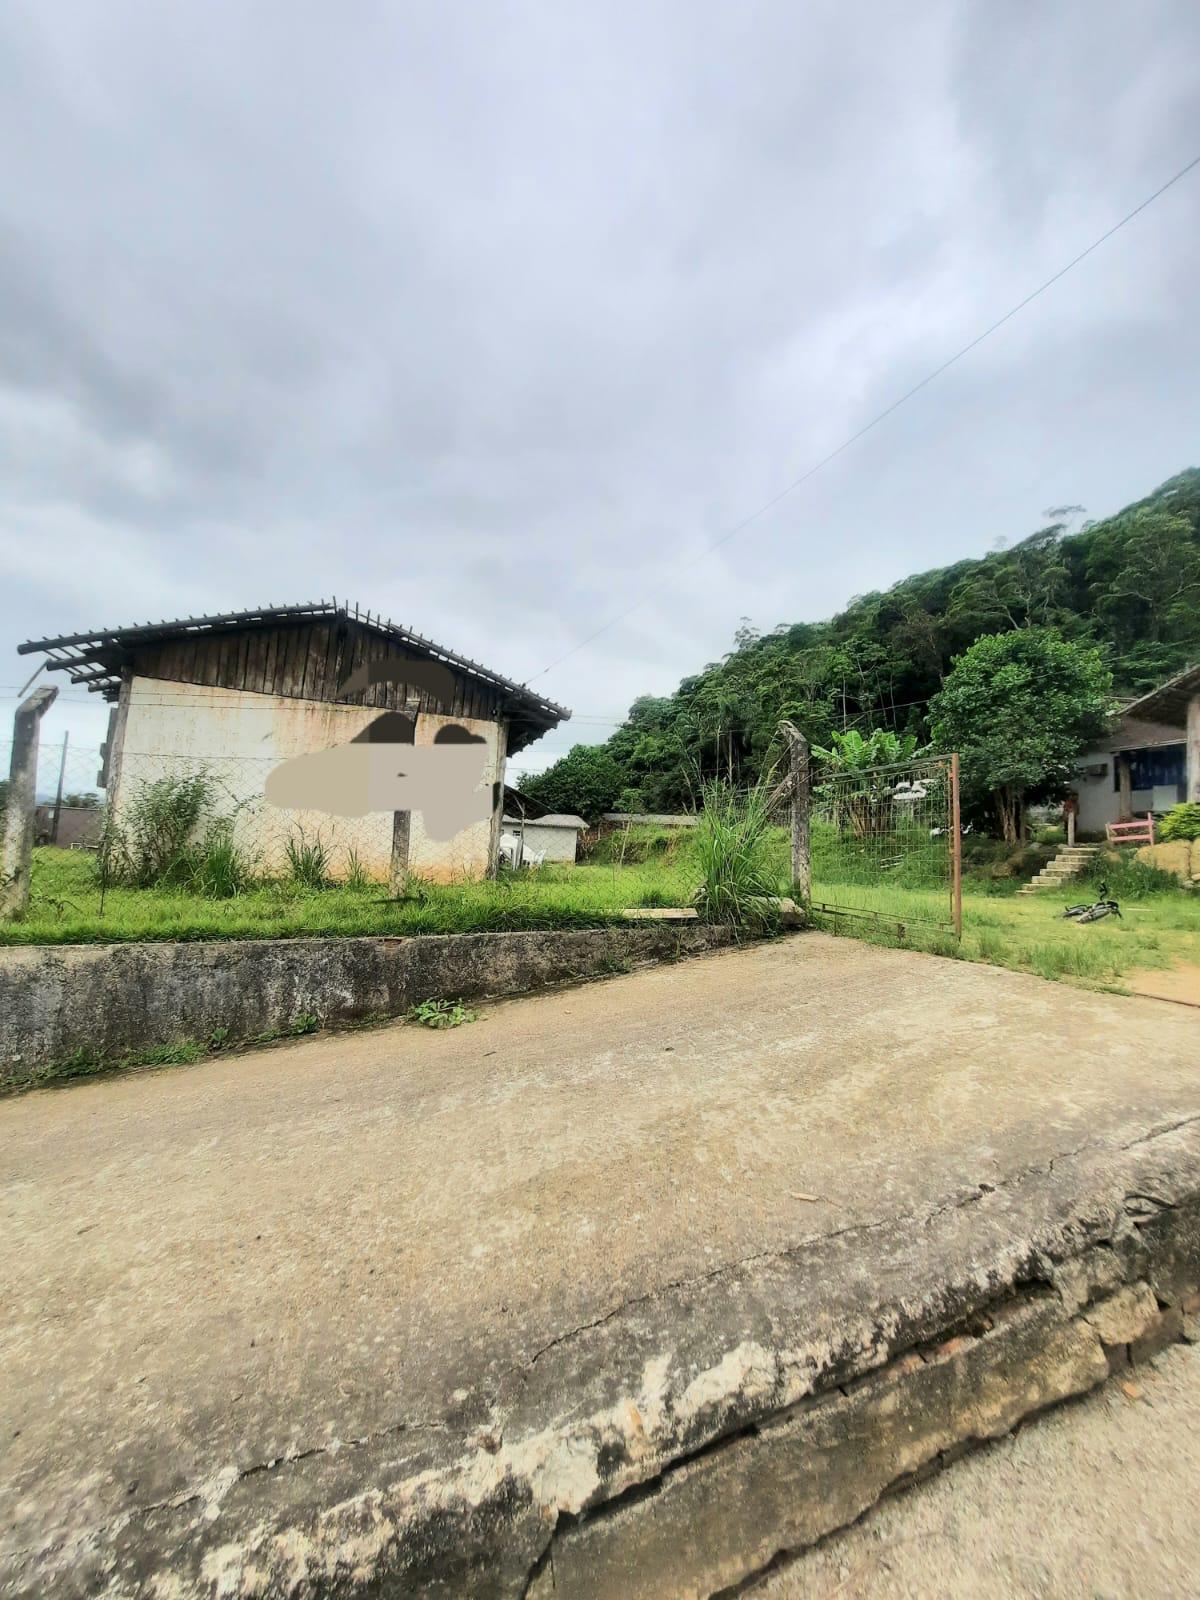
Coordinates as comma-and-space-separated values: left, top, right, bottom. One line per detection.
503, 812, 587, 829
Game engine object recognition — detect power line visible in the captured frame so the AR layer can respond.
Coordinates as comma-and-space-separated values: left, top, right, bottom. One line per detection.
527, 149, 1200, 682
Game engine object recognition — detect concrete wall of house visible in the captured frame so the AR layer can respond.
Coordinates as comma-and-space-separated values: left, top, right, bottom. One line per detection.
110, 677, 502, 882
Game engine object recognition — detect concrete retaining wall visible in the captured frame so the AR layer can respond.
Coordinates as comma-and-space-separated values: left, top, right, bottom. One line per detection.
0, 923, 736, 1089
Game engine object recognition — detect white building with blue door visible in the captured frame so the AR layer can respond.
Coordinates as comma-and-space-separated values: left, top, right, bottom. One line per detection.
1074, 663, 1200, 836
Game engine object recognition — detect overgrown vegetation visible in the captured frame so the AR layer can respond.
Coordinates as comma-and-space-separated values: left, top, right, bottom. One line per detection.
101, 770, 216, 887
284, 827, 331, 889
692, 782, 787, 932
1159, 803, 1200, 843
928, 628, 1111, 842
809, 876, 1200, 989
7, 847, 695, 945
520, 471, 1200, 820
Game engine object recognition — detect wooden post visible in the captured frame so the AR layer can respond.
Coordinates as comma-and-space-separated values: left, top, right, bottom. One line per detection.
1188, 693, 1200, 804
389, 715, 417, 896
1, 686, 58, 919
780, 720, 811, 904
389, 810, 411, 896
50, 731, 69, 845
950, 751, 963, 942
1117, 753, 1133, 822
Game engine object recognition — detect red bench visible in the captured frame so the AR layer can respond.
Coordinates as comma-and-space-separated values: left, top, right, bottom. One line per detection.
1105, 815, 1156, 847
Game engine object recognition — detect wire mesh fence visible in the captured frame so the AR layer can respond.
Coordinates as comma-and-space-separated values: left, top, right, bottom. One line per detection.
5, 727, 960, 934
809, 753, 961, 934
1, 738, 493, 884
0, 738, 106, 848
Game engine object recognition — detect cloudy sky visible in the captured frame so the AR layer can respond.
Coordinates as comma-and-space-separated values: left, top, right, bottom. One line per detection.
2, 1, 1198, 779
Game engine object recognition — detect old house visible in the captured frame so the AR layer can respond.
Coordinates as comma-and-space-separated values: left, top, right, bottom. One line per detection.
1073, 663, 1200, 836
19, 601, 568, 883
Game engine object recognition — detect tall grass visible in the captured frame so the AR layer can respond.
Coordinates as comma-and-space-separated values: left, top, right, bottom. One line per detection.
183, 823, 257, 898
1079, 852, 1182, 900
10, 850, 698, 945
284, 828, 331, 888
586, 825, 695, 866
99, 771, 261, 899
692, 781, 785, 932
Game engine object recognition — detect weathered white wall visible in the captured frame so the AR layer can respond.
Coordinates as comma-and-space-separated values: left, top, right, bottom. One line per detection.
512, 821, 582, 863
1074, 750, 1118, 835
1074, 714, 1187, 836
111, 678, 502, 882
408, 711, 502, 880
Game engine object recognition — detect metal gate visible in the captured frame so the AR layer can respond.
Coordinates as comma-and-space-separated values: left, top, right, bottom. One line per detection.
809, 752, 962, 938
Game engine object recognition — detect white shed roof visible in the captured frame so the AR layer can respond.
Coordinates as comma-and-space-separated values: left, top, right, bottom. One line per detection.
503, 813, 587, 830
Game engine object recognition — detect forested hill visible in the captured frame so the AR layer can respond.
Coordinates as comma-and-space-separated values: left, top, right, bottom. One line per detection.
524, 469, 1200, 817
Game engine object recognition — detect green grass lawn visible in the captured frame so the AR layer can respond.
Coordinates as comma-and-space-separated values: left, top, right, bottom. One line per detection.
3, 848, 699, 946
810, 876, 1200, 988
7, 845, 1198, 997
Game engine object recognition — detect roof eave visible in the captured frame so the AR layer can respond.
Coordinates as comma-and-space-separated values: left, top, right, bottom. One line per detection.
19, 600, 572, 723
1118, 663, 1200, 727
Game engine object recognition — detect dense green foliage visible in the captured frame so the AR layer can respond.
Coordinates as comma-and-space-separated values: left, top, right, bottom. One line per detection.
1159, 802, 1200, 843
518, 742, 625, 820
810, 729, 924, 772
928, 630, 1111, 842
522, 472, 1200, 822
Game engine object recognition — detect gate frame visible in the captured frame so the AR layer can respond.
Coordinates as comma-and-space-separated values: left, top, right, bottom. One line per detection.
782, 727, 962, 942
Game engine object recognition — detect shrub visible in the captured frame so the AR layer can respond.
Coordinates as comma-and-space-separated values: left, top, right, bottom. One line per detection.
1159, 802, 1200, 843
1081, 853, 1181, 900
692, 780, 783, 931
285, 828, 331, 888
99, 770, 217, 887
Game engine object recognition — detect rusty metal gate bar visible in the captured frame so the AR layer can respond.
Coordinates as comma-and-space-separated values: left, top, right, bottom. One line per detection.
808, 752, 962, 938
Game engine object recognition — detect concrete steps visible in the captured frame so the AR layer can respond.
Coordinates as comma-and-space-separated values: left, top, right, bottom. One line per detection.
1017, 844, 1102, 895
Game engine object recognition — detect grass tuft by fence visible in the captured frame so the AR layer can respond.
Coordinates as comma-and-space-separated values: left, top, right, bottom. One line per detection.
692, 781, 788, 932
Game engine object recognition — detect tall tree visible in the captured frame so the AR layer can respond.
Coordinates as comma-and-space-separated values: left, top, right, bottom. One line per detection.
519, 744, 624, 821
928, 629, 1112, 843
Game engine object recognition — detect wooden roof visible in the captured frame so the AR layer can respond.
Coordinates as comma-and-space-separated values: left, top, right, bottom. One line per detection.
18, 599, 569, 735
1120, 663, 1200, 729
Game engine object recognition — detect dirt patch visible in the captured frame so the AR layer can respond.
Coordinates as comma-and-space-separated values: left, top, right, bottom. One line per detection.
1126, 961, 1200, 1008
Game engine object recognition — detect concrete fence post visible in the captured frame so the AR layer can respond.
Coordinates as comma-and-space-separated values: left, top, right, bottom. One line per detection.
780, 720, 811, 905
1, 686, 58, 920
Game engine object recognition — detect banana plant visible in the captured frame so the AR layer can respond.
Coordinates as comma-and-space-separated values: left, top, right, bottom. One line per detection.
811, 729, 928, 837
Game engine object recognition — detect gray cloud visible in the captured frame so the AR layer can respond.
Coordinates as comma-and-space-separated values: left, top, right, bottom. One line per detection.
2, 1, 1199, 771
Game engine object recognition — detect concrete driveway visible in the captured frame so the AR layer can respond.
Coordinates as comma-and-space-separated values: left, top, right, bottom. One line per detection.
2, 933, 1198, 1597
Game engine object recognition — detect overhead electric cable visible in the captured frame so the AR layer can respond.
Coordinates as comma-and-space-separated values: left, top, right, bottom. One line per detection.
527, 151, 1200, 681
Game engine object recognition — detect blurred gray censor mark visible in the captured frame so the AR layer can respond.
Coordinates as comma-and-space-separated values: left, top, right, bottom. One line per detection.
264, 658, 491, 842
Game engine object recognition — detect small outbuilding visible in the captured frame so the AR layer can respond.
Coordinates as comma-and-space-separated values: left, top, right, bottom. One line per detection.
501, 811, 587, 865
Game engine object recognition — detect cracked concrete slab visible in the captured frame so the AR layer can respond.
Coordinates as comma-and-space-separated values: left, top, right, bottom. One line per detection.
2, 933, 1199, 1597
